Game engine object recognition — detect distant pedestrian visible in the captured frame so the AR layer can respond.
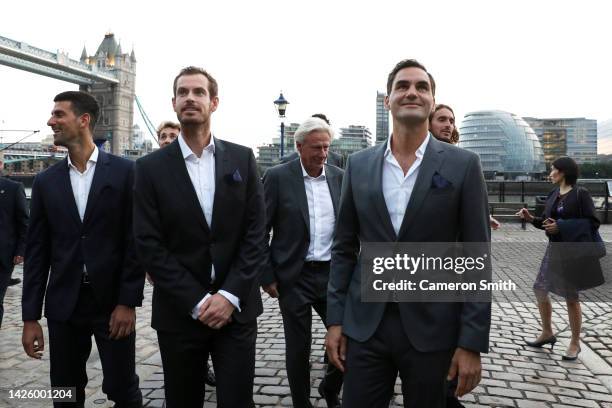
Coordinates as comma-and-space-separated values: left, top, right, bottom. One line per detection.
517, 156, 604, 361
0, 152, 29, 328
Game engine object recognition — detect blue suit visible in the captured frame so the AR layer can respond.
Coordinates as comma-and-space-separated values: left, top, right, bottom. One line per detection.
23, 149, 144, 407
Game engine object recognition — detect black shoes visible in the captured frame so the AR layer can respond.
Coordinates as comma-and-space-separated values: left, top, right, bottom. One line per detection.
8, 278, 21, 286
318, 383, 340, 408
562, 346, 581, 361
525, 335, 557, 350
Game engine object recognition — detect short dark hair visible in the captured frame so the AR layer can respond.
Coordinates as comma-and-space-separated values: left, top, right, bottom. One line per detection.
173, 66, 218, 98
311, 113, 331, 125
552, 156, 579, 185
53, 91, 100, 132
386, 59, 436, 96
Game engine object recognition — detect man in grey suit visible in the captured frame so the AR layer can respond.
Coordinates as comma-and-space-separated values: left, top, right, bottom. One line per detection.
262, 117, 343, 408
326, 59, 491, 407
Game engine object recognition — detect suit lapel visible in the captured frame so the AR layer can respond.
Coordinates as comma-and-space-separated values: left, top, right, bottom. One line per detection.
397, 137, 445, 238
167, 140, 211, 233
370, 143, 397, 240
325, 165, 341, 215
288, 159, 310, 233
82, 150, 109, 224
211, 137, 229, 232
57, 159, 82, 226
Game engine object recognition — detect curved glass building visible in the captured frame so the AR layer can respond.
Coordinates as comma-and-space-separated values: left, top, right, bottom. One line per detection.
458, 110, 545, 180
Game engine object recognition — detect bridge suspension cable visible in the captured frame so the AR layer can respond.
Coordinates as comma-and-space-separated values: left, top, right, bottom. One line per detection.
0, 130, 40, 151
134, 95, 160, 147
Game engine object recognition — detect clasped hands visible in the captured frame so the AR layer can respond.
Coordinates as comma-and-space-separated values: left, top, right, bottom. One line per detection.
197, 294, 235, 330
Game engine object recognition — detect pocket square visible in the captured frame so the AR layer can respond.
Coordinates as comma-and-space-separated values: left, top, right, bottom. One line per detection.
225, 169, 243, 184
431, 172, 452, 189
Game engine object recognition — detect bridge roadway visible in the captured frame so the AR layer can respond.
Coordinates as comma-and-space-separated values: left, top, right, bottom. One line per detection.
1, 224, 612, 407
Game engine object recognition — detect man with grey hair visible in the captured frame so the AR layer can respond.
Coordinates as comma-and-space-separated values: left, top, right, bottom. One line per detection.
280, 114, 344, 168
262, 117, 344, 408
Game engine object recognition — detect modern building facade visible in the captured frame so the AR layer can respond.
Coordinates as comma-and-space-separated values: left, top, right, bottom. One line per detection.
332, 125, 373, 158
256, 122, 300, 172
459, 110, 545, 180
598, 119, 612, 155
376, 91, 389, 145
523, 117, 597, 167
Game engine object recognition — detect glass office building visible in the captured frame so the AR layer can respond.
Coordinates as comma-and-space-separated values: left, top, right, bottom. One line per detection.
332, 125, 373, 158
459, 110, 545, 180
376, 91, 389, 145
524, 117, 598, 167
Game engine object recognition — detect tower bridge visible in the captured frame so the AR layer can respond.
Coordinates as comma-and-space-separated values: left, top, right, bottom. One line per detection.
0, 33, 137, 155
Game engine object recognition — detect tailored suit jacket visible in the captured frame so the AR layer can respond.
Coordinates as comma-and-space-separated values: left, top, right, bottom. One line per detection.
261, 159, 343, 289
133, 138, 265, 333
22, 150, 144, 322
0, 177, 28, 273
328, 136, 492, 353
281, 151, 345, 169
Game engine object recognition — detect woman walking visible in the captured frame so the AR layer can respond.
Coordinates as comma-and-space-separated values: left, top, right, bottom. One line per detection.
517, 156, 603, 360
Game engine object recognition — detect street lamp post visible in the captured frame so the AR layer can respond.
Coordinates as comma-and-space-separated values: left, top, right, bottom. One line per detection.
273, 92, 289, 159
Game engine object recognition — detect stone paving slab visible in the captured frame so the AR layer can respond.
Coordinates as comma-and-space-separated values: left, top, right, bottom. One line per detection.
0, 224, 610, 407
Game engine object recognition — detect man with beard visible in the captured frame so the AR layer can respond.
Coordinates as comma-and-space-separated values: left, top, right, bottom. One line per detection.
133, 66, 265, 407
326, 59, 491, 407
22, 91, 144, 408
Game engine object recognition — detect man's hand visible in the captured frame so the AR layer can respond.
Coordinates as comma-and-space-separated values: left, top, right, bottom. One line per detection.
262, 282, 279, 298
13, 256, 24, 265
198, 294, 235, 329
22, 321, 45, 359
447, 347, 482, 397
325, 325, 347, 372
109, 305, 136, 339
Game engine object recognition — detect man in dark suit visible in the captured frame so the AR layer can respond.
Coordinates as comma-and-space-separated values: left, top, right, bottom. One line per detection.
151, 119, 217, 388
326, 59, 491, 407
22, 91, 144, 407
133, 66, 265, 408
261, 117, 344, 408
280, 114, 345, 169
0, 153, 29, 328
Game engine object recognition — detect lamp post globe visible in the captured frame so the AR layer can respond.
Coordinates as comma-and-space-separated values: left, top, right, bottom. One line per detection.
273, 92, 289, 159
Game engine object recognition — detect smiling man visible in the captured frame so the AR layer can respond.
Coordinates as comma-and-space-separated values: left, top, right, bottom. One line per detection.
22, 91, 144, 408
133, 66, 265, 407
326, 59, 491, 407
261, 117, 344, 408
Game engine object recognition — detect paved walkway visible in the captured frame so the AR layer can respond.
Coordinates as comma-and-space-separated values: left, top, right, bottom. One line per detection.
1, 224, 611, 407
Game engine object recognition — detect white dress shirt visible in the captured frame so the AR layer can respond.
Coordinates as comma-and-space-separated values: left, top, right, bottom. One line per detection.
67, 146, 99, 221
301, 162, 335, 261
382, 133, 430, 235
176, 134, 241, 318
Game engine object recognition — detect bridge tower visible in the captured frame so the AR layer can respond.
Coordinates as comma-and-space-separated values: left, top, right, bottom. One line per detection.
80, 33, 136, 154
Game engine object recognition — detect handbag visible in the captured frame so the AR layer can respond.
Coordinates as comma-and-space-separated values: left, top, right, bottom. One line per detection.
576, 187, 606, 259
